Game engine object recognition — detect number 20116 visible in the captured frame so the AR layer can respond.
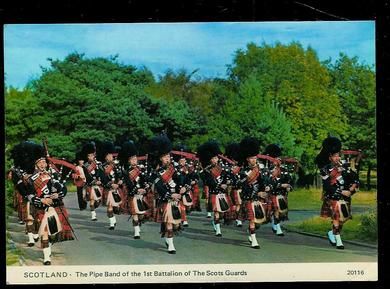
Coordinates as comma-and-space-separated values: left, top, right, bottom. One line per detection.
347, 270, 365, 275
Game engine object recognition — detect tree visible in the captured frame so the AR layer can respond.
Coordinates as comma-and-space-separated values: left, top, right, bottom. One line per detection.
5, 53, 202, 160
326, 54, 376, 188
227, 42, 347, 171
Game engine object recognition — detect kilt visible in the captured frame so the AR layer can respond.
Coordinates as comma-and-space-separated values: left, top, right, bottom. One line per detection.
269, 195, 289, 221
239, 199, 271, 224
154, 201, 182, 225
191, 184, 201, 209
119, 187, 129, 214
14, 191, 28, 222
35, 205, 74, 247
230, 189, 242, 206
210, 193, 233, 213
320, 198, 352, 223
127, 195, 149, 215
179, 202, 187, 221
143, 190, 155, 221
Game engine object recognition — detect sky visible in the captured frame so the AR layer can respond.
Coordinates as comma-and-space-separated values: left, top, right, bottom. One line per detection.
4, 21, 375, 89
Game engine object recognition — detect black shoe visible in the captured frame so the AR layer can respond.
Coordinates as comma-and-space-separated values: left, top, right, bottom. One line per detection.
44, 261, 51, 265
92, 218, 97, 221
168, 250, 176, 254
276, 233, 285, 237
27, 242, 34, 247
336, 245, 345, 250
34, 237, 39, 242
109, 226, 115, 230
134, 236, 140, 239
251, 245, 260, 249
216, 233, 222, 237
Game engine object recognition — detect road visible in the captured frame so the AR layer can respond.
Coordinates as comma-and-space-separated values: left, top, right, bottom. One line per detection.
8, 192, 377, 265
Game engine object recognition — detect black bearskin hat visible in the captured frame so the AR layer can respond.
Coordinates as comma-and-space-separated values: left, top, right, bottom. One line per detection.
224, 142, 240, 162
96, 141, 116, 162
10, 141, 46, 174
239, 137, 259, 164
315, 136, 342, 169
264, 144, 282, 158
148, 134, 172, 168
75, 151, 84, 162
172, 143, 189, 162
81, 142, 96, 162
197, 140, 222, 167
118, 141, 138, 166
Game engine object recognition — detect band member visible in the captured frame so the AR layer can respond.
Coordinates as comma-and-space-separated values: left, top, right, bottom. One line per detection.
224, 142, 242, 227
25, 142, 74, 265
315, 136, 359, 249
9, 141, 40, 245
73, 151, 87, 210
149, 134, 185, 254
197, 140, 233, 237
119, 141, 150, 239
9, 142, 29, 225
172, 144, 193, 227
265, 144, 293, 236
81, 142, 103, 221
96, 141, 122, 230
237, 137, 271, 249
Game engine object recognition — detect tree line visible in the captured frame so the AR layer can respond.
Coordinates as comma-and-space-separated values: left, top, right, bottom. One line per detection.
5, 42, 376, 187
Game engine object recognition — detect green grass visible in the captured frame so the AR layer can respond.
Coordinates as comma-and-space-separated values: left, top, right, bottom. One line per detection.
6, 231, 23, 266
285, 210, 377, 244
289, 188, 377, 210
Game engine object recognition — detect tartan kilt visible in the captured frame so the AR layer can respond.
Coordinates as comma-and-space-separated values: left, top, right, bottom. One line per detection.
191, 184, 201, 210
154, 201, 182, 225
102, 188, 109, 206
179, 202, 187, 221
119, 187, 129, 214
320, 199, 351, 223
143, 190, 155, 221
230, 189, 242, 206
270, 195, 289, 221
239, 200, 271, 223
15, 191, 28, 222
210, 193, 233, 213
35, 205, 74, 247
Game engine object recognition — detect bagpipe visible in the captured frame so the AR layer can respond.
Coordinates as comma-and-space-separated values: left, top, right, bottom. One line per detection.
42, 138, 77, 184
42, 138, 78, 240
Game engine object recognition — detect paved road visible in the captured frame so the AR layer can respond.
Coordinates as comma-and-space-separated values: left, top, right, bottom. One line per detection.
8, 192, 377, 265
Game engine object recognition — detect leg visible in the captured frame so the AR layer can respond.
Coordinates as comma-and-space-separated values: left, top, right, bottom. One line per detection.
133, 215, 141, 239
248, 221, 260, 249
165, 223, 176, 254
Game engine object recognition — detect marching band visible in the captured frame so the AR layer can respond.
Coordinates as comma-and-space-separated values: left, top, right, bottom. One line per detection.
7, 134, 360, 265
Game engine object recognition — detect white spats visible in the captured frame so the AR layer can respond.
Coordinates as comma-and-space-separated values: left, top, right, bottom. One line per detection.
33, 233, 39, 242
335, 234, 344, 249
215, 223, 222, 237
182, 220, 189, 227
134, 225, 141, 239
91, 210, 97, 221
166, 237, 176, 254
250, 233, 260, 249
27, 233, 35, 247
43, 247, 51, 265
207, 212, 212, 218
236, 219, 242, 227
109, 216, 116, 230
271, 220, 277, 233
275, 224, 284, 236
327, 230, 336, 246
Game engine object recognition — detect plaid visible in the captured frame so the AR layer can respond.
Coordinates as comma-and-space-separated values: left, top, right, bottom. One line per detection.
14, 190, 28, 222
210, 193, 233, 213
210, 165, 222, 178
35, 206, 74, 247
179, 202, 187, 221
329, 168, 342, 186
129, 167, 141, 181
87, 161, 97, 173
239, 200, 271, 222
230, 189, 242, 206
32, 172, 50, 197
191, 184, 201, 210
160, 165, 176, 183
269, 195, 289, 221
119, 187, 129, 214
320, 199, 351, 223
247, 166, 260, 184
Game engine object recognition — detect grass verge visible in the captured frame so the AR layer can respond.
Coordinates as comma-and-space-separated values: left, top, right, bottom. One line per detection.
284, 210, 377, 244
